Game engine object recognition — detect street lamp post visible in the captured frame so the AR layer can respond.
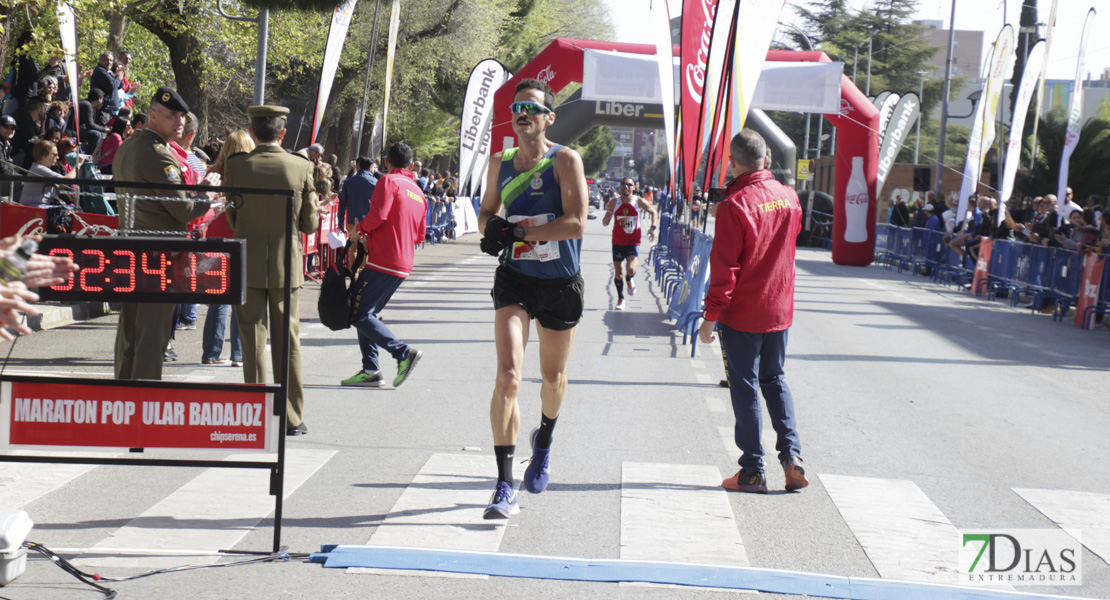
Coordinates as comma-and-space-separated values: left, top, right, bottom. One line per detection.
865, 35, 873, 96
216, 0, 268, 105
914, 69, 928, 164
935, 0, 958, 194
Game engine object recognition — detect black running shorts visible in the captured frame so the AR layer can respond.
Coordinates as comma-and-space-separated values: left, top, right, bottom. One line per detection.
491, 266, 584, 331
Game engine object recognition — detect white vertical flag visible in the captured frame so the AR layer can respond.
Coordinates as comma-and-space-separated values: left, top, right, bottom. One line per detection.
652, 0, 676, 191
381, 0, 401, 146
1057, 8, 1096, 223
1028, 0, 1058, 170
727, 0, 787, 133
311, 0, 357, 144
695, 0, 737, 189
458, 59, 510, 195
877, 92, 901, 144
56, 4, 80, 145
957, 25, 1014, 224
998, 41, 1046, 226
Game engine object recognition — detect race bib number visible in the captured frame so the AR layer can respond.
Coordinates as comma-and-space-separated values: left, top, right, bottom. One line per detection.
617, 215, 637, 234
509, 214, 559, 262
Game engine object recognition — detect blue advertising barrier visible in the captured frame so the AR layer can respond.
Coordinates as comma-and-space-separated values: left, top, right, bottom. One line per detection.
860, 228, 1101, 328
1081, 254, 1110, 328
667, 231, 714, 357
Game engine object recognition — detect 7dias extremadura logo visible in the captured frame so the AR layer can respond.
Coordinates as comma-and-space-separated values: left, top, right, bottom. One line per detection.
960, 529, 1082, 585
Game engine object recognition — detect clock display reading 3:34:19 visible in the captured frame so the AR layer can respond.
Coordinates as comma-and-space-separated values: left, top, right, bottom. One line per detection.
37, 236, 246, 304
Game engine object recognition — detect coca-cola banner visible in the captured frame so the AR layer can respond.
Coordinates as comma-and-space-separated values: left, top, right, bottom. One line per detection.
678, 0, 720, 199
0, 204, 117, 238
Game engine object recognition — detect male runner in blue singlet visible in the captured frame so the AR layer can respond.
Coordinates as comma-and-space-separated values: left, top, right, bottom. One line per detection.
477, 78, 589, 519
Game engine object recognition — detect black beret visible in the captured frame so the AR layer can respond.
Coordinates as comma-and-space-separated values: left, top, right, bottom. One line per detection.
151, 86, 189, 113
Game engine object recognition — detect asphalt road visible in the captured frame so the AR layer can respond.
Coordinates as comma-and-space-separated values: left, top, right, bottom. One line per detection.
0, 218, 1107, 600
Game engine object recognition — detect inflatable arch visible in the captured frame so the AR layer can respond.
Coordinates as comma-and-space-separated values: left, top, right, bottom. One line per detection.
766, 50, 879, 266
492, 41, 878, 266
545, 90, 796, 188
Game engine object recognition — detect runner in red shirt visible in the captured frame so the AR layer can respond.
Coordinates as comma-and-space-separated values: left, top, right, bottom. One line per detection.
601, 178, 657, 310
698, 129, 808, 494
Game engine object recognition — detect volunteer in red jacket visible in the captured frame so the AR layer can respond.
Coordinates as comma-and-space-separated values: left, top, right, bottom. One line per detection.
698, 128, 809, 494
341, 142, 427, 388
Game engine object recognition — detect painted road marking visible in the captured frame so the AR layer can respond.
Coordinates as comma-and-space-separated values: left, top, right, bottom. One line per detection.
75, 449, 336, 569
621, 462, 748, 565
351, 453, 510, 579
0, 450, 120, 509
821, 474, 965, 584
1015, 487, 1110, 565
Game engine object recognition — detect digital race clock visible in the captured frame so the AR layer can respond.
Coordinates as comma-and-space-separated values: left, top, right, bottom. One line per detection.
36, 236, 246, 304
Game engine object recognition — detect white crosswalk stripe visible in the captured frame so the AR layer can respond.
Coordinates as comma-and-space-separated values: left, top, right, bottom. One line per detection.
363, 453, 510, 551
1015, 487, 1110, 566
349, 453, 511, 579
0, 450, 120, 509
820, 473, 964, 584
620, 462, 748, 565
73, 449, 335, 570
8, 445, 1108, 591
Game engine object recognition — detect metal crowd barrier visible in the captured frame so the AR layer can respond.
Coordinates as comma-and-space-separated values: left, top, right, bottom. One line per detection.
872, 224, 1108, 328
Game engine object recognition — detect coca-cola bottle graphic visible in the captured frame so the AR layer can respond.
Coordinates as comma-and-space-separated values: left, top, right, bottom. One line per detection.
844, 156, 869, 243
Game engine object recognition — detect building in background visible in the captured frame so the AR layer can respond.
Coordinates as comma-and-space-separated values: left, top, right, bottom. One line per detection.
913, 19, 983, 79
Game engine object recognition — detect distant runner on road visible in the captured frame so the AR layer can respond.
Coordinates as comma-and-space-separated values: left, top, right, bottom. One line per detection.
476, 77, 588, 519
602, 177, 656, 311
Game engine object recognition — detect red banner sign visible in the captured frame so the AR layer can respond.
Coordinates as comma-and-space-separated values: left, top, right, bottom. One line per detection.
971, 237, 993, 296
0, 203, 118, 238
1075, 253, 1105, 329
679, 0, 720, 200
4, 381, 273, 451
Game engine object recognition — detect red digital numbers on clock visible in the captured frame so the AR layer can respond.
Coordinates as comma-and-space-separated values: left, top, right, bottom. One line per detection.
203, 252, 229, 294
78, 250, 107, 292
141, 252, 168, 292
111, 250, 137, 293
48, 248, 75, 291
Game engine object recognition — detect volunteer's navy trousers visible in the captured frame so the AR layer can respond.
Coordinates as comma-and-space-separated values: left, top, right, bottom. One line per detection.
352, 267, 409, 373
718, 324, 802, 472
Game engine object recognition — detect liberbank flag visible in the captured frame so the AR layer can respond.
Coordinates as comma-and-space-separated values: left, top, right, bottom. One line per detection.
311, 0, 357, 144
458, 59, 511, 195
1057, 8, 1096, 223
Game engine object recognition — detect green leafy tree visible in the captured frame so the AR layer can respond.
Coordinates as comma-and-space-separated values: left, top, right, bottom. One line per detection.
575, 125, 614, 177
1021, 101, 1110, 201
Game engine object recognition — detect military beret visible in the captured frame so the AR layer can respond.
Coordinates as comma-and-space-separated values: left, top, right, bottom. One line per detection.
246, 105, 290, 119
152, 87, 189, 113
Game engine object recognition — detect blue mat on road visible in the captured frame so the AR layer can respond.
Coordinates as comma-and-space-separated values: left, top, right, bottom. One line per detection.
310, 545, 1091, 600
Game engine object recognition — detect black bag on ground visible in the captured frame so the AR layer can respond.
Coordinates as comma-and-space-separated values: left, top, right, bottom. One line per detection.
317, 240, 364, 331
318, 264, 353, 331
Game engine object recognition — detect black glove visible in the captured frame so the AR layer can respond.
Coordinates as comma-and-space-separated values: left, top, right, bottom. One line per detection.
484, 215, 523, 246
480, 235, 508, 257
